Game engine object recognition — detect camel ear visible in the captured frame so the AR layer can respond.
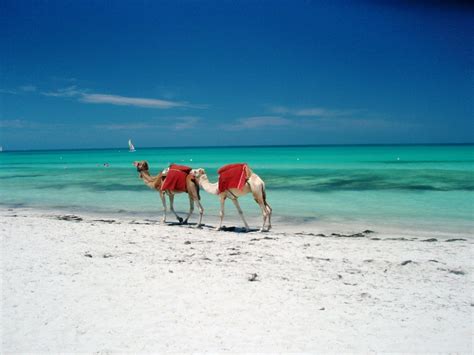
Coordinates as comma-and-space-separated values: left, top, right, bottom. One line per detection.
133, 162, 139, 167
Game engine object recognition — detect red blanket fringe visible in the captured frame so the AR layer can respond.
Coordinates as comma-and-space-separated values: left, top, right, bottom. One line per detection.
161, 164, 192, 192
218, 163, 249, 193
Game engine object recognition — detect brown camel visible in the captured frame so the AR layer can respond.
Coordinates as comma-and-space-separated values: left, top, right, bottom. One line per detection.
133, 161, 203, 227
191, 166, 272, 232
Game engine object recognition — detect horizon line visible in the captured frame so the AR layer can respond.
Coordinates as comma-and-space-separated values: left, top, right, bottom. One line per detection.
1, 142, 473, 153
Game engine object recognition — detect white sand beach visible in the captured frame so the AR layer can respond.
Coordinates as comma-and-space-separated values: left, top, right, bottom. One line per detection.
1, 207, 472, 352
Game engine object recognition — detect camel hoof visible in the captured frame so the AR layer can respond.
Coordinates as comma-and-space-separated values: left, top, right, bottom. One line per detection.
215, 227, 221, 231
177, 217, 184, 224
183, 219, 189, 224
161, 219, 166, 224
195, 224, 202, 229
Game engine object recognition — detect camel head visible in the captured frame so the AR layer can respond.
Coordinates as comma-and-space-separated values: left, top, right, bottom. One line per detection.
190, 168, 206, 180
133, 160, 149, 173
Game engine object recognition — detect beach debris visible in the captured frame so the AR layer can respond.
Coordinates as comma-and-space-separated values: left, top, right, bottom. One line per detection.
371, 237, 381, 240
428, 259, 439, 263
248, 273, 259, 282
363, 230, 374, 234
93, 219, 116, 224
184, 241, 192, 245
364, 259, 374, 263
346, 268, 361, 274
331, 232, 367, 238
250, 236, 276, 241
401, 260, 413, 266
448, 269, 465, 275
202, 257, 212, 261
84, 252, 93, 258
57, 215, 83, 222
229, 252, 241, 256
129, 220, 154, 225
422, 238, 438, 242
343, 282, 357, 286
169, 270, 174, 273
319, 307, 325, 311
445, 238, 467, 242
103, 253, 113, 258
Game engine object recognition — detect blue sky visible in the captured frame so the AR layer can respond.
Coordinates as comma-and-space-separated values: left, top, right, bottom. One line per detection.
1, 0, 472, 150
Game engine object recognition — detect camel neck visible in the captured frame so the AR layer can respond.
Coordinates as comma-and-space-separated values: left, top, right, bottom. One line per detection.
198, 174, 219, 195
139, 170, 161, 189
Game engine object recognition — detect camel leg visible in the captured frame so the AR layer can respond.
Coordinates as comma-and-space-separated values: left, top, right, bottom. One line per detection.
195, 199, 204, 228
265, 203, 272, 231
159, 192, 167, 224
250, 185, 269, 231
169, 194, 183, 224
183, 194, 194, 224
216, 196, 226, 231
231, 198, 250, 232
256, 200, 269, 232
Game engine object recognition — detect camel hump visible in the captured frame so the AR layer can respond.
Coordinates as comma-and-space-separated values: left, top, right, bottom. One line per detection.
169, 164, 192, 174
217, 163, 248, 175
244, 165, 253, 178
217, 163, 250, 193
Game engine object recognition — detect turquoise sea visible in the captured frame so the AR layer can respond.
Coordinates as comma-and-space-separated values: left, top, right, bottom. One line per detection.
0, 145, 473, 234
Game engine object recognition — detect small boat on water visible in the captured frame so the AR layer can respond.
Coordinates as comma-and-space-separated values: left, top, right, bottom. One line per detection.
128, 139, 136, 152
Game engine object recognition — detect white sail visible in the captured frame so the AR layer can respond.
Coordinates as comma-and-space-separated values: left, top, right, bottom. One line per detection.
128, 139, 136, 152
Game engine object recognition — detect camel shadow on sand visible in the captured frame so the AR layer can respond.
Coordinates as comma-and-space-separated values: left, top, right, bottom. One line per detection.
165, 221, 259, 233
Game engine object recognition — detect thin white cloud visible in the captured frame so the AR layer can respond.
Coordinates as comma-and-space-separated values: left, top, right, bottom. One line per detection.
0, 119, 65, 129
224, 116, 292, 130
270, 105, 360, 117
42, 86, 204, 109
96, 117, 201, 131
42, 85, 82, 97
80, 93, 185, 109
95, 123, 156, 130
173, 116, 200, 130
19, 85, 37, 92
0, 119, 27, 128
0, 89, 18, 95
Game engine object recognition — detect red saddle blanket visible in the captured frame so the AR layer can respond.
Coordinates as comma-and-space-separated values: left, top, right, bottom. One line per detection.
218, 163, 249, 193
161, 164, 192, 192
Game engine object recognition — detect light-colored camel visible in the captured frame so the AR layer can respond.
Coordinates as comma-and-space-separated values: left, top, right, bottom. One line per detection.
133, 161, 204, 227
191, 166, 272, 232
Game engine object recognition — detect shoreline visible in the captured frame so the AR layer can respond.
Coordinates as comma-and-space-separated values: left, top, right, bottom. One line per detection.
1, 206, 472, 352
1, 204, 471, 240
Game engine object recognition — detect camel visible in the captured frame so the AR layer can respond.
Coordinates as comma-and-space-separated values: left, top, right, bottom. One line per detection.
133, 161, 204, 227
191, 165, 272, 232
